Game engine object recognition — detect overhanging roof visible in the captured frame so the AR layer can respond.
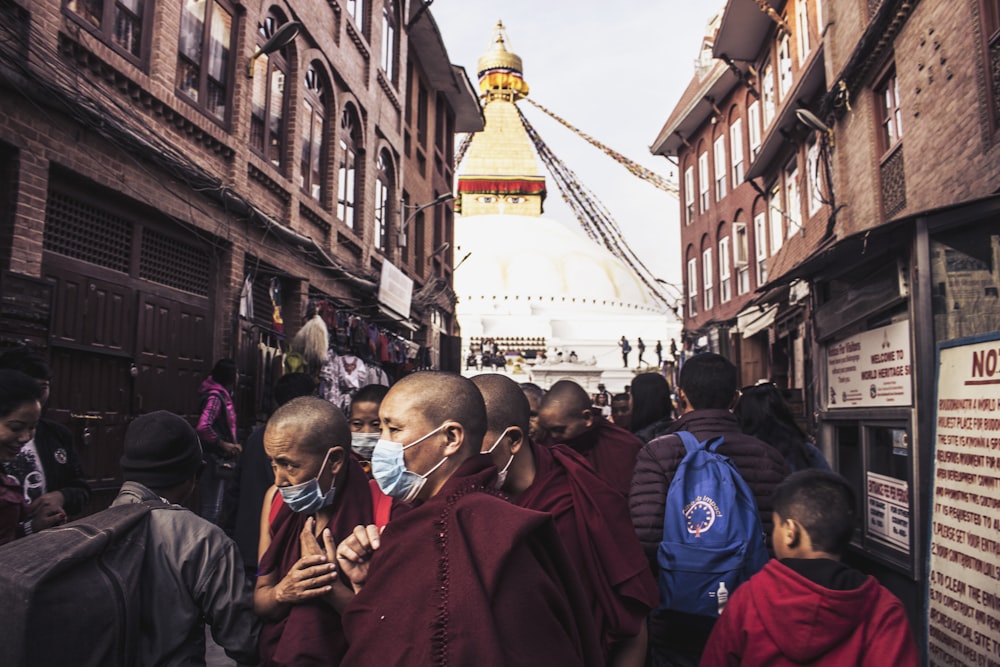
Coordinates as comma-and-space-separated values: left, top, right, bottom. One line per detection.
745, 43, 826, 182
650, 62, 738, 157
408, 5, 484, 133
714, 0, 788, 61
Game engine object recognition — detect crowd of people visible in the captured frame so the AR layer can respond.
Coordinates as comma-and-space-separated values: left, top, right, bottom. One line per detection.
0, 346, 920, 666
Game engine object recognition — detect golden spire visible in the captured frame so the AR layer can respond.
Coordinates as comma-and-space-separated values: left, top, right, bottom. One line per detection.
476, 20, 529, 102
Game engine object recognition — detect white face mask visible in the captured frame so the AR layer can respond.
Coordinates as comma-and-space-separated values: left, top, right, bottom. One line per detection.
371, 423, 449, 503
351, 432, 379, 460
483, 427, 516, 489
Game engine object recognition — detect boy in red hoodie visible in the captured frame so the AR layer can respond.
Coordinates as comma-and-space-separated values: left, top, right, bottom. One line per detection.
700, 469, 919, 666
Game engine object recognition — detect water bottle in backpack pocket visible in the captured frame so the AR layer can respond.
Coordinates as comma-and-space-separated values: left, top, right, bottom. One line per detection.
656, 431, 769, 617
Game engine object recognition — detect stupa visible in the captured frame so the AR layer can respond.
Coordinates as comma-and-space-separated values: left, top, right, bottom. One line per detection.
454, 22, 679, 392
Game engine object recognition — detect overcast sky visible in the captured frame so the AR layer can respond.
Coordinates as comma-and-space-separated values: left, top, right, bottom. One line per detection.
431, 1, 725, 290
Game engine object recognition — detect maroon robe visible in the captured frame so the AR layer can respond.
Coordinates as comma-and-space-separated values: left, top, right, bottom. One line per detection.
258, 454, 374, 667
341, 456, 602, 667
516, 442, 659, 658
558, 416, 643, 497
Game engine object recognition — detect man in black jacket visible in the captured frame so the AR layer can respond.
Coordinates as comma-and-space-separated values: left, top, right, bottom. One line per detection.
629, 352, 789, 667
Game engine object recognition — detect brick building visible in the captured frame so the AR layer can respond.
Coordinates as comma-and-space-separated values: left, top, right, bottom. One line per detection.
654, 0, 1000, 654
0, 0, 481, 507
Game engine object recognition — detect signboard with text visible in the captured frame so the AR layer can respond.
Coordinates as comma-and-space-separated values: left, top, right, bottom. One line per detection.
377, 261, 413, 320
825, 320, 912, 408
927, 333, 1000, 667
866, 472, 910, 552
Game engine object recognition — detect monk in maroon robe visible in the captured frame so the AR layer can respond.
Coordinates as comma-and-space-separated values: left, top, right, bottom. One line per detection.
254, 397, 374, 667
473, 374, 658, 666
538, 379, 644, 497
335, 371, 602, 666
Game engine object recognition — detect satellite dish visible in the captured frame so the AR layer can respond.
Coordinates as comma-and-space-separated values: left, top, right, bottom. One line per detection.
795, 108, 830, 134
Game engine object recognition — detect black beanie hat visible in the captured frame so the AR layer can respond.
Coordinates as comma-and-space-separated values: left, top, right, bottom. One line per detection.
121, 411, 203, 488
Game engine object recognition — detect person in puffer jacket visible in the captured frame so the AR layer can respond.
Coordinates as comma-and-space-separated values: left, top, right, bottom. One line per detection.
700, 470, 918, 666
629, 352, 789, 667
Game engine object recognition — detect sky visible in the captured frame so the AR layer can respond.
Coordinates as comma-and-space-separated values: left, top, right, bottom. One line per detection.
431, 1, 725, 294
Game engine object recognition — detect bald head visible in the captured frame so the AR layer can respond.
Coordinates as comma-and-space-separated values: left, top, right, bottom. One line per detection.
266, 396, 350, 456
472, 374, 530, 434
541, 380, 592, 414
387, 371, 487, 453
538, 380, 595, 443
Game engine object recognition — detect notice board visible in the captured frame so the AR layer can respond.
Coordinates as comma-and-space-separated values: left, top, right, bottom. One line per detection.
927, 333, 1000, 666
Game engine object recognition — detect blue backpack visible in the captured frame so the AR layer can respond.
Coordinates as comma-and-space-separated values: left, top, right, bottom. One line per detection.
656, 431, 769, 617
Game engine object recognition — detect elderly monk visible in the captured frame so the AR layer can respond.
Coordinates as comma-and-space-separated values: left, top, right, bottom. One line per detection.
254, 396, 374, 666
538, 379, 644, 497
473, 374, 658, 666
335, 371, 601, 667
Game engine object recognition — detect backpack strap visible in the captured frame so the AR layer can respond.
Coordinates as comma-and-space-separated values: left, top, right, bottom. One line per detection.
675, 430, 706, 456
369, 479, 392, 529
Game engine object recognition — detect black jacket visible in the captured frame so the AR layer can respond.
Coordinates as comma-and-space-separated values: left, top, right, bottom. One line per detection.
3, 419, 91, 516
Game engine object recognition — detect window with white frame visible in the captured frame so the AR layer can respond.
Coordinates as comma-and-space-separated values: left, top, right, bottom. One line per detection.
698, 151, 710, 213
381, 0, 398, 84
796, 0, 811, 63
778, 33, 792, 99
734, 221, 750, 295
714, 135, 727, 200
754, 212, 768, 287
338, 106, 362, 230
876, 67, 903, 152
250, 15, 288, 169
684, 166, 695, 223
719, 236, 732, 303
300, 65, 327, 202
346, 0, 366, 34
687, 257, 699, 317
703, 247, 714, 311
730, 118, 744, 183
816, 0, 824, 34
761, 61, 776, 127
806, 141, 823, 216
785, 162, 802, 237
748, 101, 762, 159
769, 184, 784, 255
374, 151, 393, 252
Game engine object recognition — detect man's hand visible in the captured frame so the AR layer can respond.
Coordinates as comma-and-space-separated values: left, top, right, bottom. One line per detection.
28, 494, 67, 531
221, 441, 242, 458
336, 524, 383, 593
271, 552, 338, 605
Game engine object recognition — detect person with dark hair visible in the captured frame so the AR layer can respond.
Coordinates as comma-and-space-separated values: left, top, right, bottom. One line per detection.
196, 358, 241, 525
232, 372, 316, 576
519, 382, 550, 444
473, 374, 658, 666
255, 396, 375, 666
611, 393, 632, 431
112, 410, 259, 665
0, 347, 91, 523
734, 383, 830, 473
636, 338, 646, 365
0, 369, 46, 544
629, 372, 674, 443
539, 379, 644, 497
701, 470, 919, 666
347, 383, 390, 475
630, 352, 789, 666
335, 371, 602, 666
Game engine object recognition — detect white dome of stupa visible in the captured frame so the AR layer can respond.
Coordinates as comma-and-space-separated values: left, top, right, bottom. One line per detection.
455, 213, 658, 311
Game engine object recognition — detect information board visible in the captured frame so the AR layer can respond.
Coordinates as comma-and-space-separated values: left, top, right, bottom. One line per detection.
825, 320, 912, 408
866, 471, 910, 552
927, 334, 1000, 667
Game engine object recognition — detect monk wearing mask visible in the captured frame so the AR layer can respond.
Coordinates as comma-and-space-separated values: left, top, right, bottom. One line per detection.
473, 374, 658, 666
335, 371, 601, 666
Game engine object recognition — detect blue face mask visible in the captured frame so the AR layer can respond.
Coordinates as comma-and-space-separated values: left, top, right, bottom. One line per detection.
351, 432, 379, 460
278, 448, 337, 514
371, 423, 449, 502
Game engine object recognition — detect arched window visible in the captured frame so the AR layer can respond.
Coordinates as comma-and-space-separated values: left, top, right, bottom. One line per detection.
338, 106, 363, 230
250, 12, 290, 169
374, 150, 394, 252
381, 0, 399, 84
300, 64, 327, 202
